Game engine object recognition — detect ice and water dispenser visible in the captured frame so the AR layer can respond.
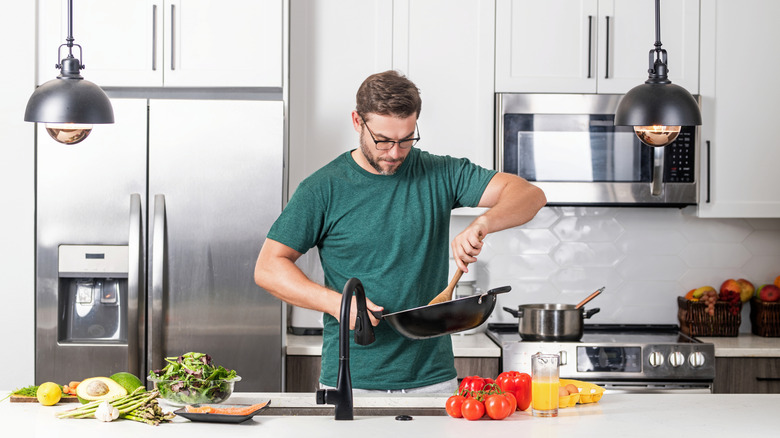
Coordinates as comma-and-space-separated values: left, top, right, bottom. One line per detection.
58, 245, 129, 344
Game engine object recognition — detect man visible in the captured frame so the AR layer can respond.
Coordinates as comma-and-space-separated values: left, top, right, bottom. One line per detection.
255, 70, 546, 393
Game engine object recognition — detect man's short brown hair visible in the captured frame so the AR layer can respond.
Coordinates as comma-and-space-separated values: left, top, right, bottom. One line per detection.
356, 70, 422, 120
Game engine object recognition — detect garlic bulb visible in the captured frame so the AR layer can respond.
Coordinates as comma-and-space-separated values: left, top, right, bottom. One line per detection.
94, 400, 120, 422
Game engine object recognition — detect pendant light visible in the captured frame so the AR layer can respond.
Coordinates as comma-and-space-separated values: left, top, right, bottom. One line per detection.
24, 0, 114, 145
614, 0, 701, 147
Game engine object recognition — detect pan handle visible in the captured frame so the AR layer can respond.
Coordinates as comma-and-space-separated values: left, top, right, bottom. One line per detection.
503, 306, 522, 318
584, 308, 601, 319
485, 285, 512, 296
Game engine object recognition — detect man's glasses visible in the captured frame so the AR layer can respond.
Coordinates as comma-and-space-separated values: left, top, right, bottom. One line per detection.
360, 115, 420, 151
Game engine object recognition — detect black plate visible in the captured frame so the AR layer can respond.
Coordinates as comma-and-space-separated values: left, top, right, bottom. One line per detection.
174, 401, 271, 423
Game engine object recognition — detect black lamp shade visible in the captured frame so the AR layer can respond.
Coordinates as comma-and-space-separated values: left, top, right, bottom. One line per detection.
24, 76, 114, 124
615, 82, 701, 127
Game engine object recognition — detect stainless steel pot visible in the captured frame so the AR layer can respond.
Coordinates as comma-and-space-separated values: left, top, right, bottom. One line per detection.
503, 304, 600, 341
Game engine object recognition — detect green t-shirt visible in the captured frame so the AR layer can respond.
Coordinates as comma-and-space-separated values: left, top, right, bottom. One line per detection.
267, 148, 496, 390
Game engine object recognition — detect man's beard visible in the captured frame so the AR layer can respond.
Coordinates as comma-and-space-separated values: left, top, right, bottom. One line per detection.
359, 132, 406, 175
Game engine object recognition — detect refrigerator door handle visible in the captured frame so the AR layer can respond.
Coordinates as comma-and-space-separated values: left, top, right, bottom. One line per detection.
149, 194, 166, 373
128, 194, 144, 377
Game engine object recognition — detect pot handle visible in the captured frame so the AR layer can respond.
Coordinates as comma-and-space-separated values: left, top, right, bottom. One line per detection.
584, 307, 601, 319
502, 306, 523, 318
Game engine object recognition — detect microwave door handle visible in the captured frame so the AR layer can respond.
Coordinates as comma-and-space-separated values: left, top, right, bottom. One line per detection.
128, 193, 144, 377
651, 147, 664, 197
149, 194, 166, 374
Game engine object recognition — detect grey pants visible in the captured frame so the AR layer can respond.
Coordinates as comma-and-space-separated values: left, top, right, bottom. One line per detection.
319, 377, 458, 394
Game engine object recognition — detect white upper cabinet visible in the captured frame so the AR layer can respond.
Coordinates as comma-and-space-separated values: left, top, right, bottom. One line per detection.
495, 0, 699, 94
697, 0, 780, 218
38, 0, 283, 88
392, 0, 495, 170
289, 0, 494, 195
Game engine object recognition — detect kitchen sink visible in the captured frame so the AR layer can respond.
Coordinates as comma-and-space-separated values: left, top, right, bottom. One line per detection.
259, 406, 446, 416
226, 394, 449, 417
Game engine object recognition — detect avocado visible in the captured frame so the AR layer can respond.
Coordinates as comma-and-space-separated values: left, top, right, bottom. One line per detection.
76, 377, 128, 404
109, 372, 144, 393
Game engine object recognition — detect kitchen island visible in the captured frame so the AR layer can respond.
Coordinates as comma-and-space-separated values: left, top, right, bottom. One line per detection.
2, 391, 777, 437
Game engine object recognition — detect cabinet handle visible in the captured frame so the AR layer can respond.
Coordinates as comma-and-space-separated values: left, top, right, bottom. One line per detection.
705, 140, 711, 203
587, 15, 593, 78
756, 377, 780, 382
604, 16, 610, 79
170, 4, 176, 70
152, 5, 157, 71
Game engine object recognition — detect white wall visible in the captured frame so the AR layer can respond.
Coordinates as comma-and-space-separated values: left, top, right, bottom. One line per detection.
452, 207, 780, 332
0, 2, 36, 388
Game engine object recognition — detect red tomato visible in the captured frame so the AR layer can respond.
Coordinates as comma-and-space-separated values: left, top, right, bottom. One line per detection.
496, 371, 532, 411
461, 397, 485, 421
484, 394, 512, 420
459, 376, 487, 394
445, 395, 465, 418
503, 391, 517, 414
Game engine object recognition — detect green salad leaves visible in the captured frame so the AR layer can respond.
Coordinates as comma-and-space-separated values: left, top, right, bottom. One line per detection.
148, 352, 239, 405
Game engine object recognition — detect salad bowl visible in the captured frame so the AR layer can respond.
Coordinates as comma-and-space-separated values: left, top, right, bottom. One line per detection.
148, 352, 241, 406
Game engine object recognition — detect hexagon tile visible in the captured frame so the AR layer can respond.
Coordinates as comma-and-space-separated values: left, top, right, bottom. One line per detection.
451, 206, 780, 332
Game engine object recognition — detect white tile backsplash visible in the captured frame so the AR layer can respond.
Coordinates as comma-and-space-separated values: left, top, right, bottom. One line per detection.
451, 207, 780, 332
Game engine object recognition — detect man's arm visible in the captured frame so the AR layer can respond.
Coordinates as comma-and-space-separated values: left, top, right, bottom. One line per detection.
254, 238, 382, 327
451, 173, 546, 272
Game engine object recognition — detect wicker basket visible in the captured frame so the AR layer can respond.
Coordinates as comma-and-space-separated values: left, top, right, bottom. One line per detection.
677, 296, 741, 337
749, 297, 780, 337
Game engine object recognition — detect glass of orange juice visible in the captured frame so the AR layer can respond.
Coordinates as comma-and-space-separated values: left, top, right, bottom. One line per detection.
531, 353, 560, 417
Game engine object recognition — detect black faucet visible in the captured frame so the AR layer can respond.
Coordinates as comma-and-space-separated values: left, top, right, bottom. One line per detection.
315, 277, 375, 420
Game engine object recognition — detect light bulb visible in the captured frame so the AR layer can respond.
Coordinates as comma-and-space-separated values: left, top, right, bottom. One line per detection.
45, 123, 93, 145
633, 125, 680, 147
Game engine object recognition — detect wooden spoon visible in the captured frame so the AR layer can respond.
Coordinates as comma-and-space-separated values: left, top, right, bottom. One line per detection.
427, 268, 466, 305
428, 234, 484, 305
575, 287, 605, 309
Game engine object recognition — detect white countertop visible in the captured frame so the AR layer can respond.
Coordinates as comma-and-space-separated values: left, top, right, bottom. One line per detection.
697, 333, 780, 357
286, 332, 501, 357
4, 391, 780, 437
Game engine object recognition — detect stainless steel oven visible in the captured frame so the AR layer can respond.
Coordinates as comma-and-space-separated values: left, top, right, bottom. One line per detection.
496, 94, 700, 206
487, 324, 715, 394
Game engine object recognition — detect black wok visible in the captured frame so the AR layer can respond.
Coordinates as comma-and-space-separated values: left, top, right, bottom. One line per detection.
370, 286, 511, 339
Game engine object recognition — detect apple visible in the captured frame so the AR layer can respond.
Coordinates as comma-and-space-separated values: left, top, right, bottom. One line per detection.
719, 279, 741, 300
736, 278, 755, 303
758, 284, 780, 302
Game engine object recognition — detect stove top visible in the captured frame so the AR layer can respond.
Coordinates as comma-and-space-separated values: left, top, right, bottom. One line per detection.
487, 323, 701, 344
487, 323, 715, 383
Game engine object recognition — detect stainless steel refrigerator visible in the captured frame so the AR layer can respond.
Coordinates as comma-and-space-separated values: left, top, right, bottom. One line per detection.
35, 98, 284, 391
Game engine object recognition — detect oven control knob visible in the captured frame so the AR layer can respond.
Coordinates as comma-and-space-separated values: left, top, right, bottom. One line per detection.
648, 351, 664, 367
689, 351, 706, 368
669, 351, 685, 367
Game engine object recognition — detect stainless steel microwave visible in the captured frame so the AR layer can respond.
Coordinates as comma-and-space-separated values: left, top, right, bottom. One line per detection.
495, 94, 700, 206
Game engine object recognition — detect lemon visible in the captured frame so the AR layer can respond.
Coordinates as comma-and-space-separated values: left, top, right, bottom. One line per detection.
37, 382, 62, 406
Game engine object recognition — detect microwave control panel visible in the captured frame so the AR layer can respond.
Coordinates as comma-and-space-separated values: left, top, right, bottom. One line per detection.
664, 128, 695, 183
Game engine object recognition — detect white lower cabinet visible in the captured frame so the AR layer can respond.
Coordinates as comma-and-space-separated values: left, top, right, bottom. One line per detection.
697, 0, 780, 217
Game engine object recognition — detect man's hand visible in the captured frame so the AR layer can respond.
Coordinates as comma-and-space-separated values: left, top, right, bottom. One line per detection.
450, 173, 546, 273
451, 221, 487, 273
338, 297, 384, 330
